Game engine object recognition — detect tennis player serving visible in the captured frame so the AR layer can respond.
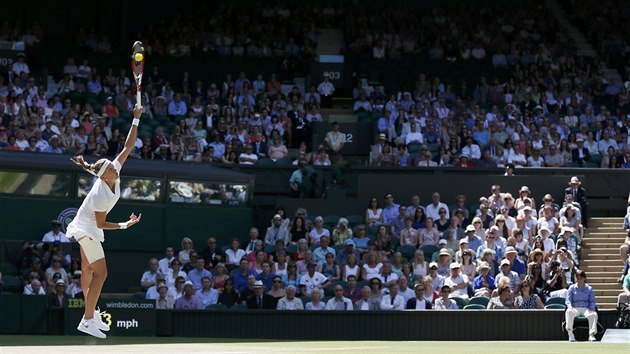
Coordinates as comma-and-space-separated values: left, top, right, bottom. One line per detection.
67, 104, 143, 338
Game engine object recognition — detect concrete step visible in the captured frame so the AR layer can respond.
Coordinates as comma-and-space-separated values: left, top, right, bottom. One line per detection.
594, 290, 623, 297
585, 253, 621, 260
590, 217, 624, 222
583, 237, 625, 244
589, 282, 623, 287
581, 265, 624, 272
581, 259, 624, 265
585, 232, 627, 237
582, 244, 623, 250
595, 295, 621, 303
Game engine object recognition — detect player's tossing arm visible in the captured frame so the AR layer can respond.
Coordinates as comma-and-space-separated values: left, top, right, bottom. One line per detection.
115, 104, 143, 167
95, 211, 142, 230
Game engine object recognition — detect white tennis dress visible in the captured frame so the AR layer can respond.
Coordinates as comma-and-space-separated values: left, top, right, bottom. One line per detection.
66, 160, 122, 243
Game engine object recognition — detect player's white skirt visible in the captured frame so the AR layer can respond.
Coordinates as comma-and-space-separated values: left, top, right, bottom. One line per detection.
67, 223, 105, 264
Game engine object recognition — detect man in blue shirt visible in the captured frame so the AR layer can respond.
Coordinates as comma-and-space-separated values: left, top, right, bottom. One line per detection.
233, 258, 255, 293
382, 194, 400, 224
505, 246, 526, 277
565, 270, 598, 342
313, 236, 336, 266
187, 258, 212, 291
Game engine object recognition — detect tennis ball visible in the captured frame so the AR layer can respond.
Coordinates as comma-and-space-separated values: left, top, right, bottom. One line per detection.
134, 53, 143, 62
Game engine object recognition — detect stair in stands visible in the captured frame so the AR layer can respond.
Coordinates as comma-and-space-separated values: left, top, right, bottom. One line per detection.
546, 0, 597, 57
316, 28, 345, 56
579, 217, 625, 309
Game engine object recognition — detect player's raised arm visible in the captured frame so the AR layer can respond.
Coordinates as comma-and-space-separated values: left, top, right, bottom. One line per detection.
115, 104, 142, 167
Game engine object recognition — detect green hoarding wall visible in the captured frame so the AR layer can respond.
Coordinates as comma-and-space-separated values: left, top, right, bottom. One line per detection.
0, 196, 252, 252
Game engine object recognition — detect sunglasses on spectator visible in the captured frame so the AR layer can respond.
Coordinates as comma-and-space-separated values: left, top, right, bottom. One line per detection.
415, 288, 424, 291
273, 280, 282, 283
442, 290, 451, 293
474, 221, 481, 224
177, 281, 185, 284
53, 260, 61, 263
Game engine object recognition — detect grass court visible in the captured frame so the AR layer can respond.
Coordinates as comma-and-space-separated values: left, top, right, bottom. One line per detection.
0, 335, 628, 354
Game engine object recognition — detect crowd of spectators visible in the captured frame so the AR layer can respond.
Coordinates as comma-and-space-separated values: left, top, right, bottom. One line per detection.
344, 1, 568, 63
0, 21, 43, 46
134, 1, 324, 61
0, 47, 341, 167
123, 180, 589, 310
361, 45, 629, 168
565, 0, 630, 77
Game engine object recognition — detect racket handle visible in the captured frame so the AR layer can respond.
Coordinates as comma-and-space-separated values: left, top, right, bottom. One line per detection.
136, 90, 141, 106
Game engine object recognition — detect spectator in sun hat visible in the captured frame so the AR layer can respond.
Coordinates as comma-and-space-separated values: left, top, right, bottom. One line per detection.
174, 281, 203, 310
504, 246, 526, 277
48, 279, 67, 308
473, 261, 496, 298
246, 280, 275, 309
564, 176, 589, 227
495, 259, 519, 292
444, 262, 469, 299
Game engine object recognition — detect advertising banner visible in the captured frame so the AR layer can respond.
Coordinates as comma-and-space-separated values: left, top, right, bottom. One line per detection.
64, 298, 156, 336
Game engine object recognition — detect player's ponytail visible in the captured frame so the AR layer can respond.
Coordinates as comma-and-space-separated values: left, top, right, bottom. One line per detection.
71, 155, 107, 176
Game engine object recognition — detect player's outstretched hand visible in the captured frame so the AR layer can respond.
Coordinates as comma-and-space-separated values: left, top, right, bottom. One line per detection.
127, 213, 142, 228
133, 104, 142, 119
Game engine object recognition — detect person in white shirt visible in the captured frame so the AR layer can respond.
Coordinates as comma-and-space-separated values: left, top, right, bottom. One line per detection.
325, 284, 353, 310
277, 285, 304, 310
300, 262, 330, 297
42, 220, 71, 243
444, 263, 469, 299
380, 283, 405, 310
225, 239, 246, 268
398, 277, 416, 302
426, 192, 450, 221
65, 105, 144, 339
158, 247, 176, 275
405, 122, 424, 146
238, 145, 259, 165
23, 279, 45, 295
140, 258, 160, 290
317, 75, 335, 108
461, 137, 481, 160
12, 53, 30, 75
324, 122, 346, 156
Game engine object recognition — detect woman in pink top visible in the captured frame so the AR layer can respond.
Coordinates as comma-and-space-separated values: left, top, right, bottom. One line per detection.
267, 136, 288, 160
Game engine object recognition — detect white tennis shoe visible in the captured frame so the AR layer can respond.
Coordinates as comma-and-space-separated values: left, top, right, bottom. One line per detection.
77, 318, 106, 339
94, 309, 110, 331
567, 331, 576, 342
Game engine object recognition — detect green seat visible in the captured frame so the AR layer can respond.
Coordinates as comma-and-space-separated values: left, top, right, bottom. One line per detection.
545, 303, 567, 310
546, 297, 566, 306
0, 263, 17, 275
421, 245, 439, 260
229, 303, 247, 310
257, 158, 275, 165
286, 244, 297, 256
264, 244, 276, 254
463, 304, 486, 310
468, 296, 490, 307
205, 303, 228, 310
346, 215, 364, 227
565, 162, 580, 168
326, 188, 347, 200
397, 245, 417, 260
590, 154, 602, 164
323, 215, 341, 226
1, 275, 21, 292
451, 296, 468, 309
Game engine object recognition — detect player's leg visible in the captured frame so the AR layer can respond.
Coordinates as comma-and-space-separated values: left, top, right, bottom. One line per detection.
80, 247, 93, 297
84, 258, 107, 320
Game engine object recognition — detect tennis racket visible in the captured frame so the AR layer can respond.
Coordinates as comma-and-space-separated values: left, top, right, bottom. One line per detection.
131, 41, 145, 105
